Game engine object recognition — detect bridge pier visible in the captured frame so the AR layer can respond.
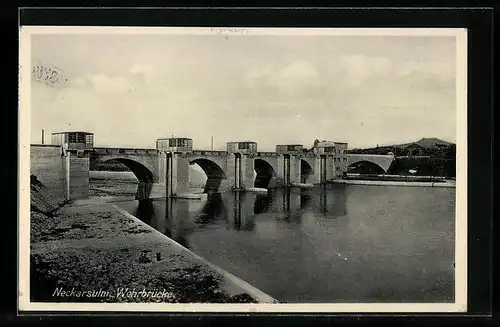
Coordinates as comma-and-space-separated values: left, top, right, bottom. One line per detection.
65, 150, 91, 200
135, 181, 153, 200
226, 153, 257, 191
326, 156, 336, 181
315, 155, 337, 184
148, 182, 168, 200
162, 152, 190, 198
161, 152, 262, 197
307, 158, 321, 185
267, 175, 284, 188
277, 155, 301, 186
240, 154, 256, 190
289, 155, 302, 185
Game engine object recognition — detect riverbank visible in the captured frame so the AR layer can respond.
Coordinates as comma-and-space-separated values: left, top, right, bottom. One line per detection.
30, 178, 277, 303
332, 173, 456, 188
331, 179, 456, 188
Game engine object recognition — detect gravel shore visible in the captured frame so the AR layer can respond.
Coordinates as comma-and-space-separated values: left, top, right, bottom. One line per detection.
30, 176, 273, 304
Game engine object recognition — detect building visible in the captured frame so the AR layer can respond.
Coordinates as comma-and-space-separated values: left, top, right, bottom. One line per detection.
312, 141, 348, 155
156, 137, 193, 152
333, 142, 349, 175
226, 141, 257, 154
51, 131, 94, 153
312, 141, 349, 176
276, 144, 304, 154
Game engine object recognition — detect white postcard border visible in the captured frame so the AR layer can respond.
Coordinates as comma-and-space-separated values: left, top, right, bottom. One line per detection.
18, 26, 468, 313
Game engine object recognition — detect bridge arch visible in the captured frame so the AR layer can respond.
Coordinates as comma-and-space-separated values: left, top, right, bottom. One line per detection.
347, 160, 386, 174
102, 158, 154, 182
254, 158, 277, 188
300, 159, 313, 183
93, 157, 156, 200
189, 158, 227, 193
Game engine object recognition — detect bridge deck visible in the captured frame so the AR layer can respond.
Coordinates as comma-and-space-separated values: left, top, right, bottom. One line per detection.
92, 147, 158, 155
90, 148, 357, 158
257, 152, 279, 157
191, 150, 228, 156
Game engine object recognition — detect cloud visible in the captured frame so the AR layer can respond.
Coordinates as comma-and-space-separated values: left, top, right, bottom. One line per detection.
30, 35, 458, 150
337, 54, 393, 88
245, 60, 322, 97
397, 61, 456, 91
278, 60, 321, 83
31, 66, 246, 149
87, 74, 135, 93
130, 63, 157, 86
130, 63, 154, 76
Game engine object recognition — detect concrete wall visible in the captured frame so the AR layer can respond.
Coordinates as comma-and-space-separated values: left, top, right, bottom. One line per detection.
30, 145, 67, 201
30, 145, 91, 201
67, 154, 90, 200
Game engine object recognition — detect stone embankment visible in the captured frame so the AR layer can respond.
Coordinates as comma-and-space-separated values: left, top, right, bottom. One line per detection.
30, 175, 276, 304
332, 174, 456, 188
332, 179, 456, 188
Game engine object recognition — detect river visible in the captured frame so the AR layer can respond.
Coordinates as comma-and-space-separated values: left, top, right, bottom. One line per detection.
89, 171, 455, 303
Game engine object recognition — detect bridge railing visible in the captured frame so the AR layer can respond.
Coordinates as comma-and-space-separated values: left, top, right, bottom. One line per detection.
191, 150, 228, 156
92, 147, 158, 155
256, 152, 279, 157
347, 153, 395, 158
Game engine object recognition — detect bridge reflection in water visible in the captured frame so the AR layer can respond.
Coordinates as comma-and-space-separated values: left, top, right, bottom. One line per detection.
117, 182, 455, 303
131, 185, 348, 249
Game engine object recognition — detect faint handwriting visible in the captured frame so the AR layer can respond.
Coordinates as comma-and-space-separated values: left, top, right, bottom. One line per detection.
210, 27, 249, 35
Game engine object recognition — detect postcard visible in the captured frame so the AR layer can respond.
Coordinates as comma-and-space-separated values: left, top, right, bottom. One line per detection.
19, 26, 467, 312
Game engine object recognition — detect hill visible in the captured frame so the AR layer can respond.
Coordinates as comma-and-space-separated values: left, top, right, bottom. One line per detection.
349, 137, 455, 155
392, 137, 454, 150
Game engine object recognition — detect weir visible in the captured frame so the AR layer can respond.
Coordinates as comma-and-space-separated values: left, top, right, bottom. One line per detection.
30, 132, 395, 201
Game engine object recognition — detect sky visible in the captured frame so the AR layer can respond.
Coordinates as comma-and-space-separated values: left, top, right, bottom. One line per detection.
29, 30, 458, 151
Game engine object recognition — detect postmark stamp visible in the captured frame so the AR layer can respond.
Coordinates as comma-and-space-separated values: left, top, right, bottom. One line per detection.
32, 64, 66, 87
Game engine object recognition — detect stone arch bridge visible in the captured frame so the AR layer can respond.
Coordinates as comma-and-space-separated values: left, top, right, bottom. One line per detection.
30, 144, 394, 200
91, 148, 394, 200
346, 154, 396, 174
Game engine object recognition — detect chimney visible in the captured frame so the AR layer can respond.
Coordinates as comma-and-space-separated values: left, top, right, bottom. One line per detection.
41, 129, 44, 144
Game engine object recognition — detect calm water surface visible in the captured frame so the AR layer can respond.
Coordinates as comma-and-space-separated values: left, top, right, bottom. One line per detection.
90, 171, 455, 303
